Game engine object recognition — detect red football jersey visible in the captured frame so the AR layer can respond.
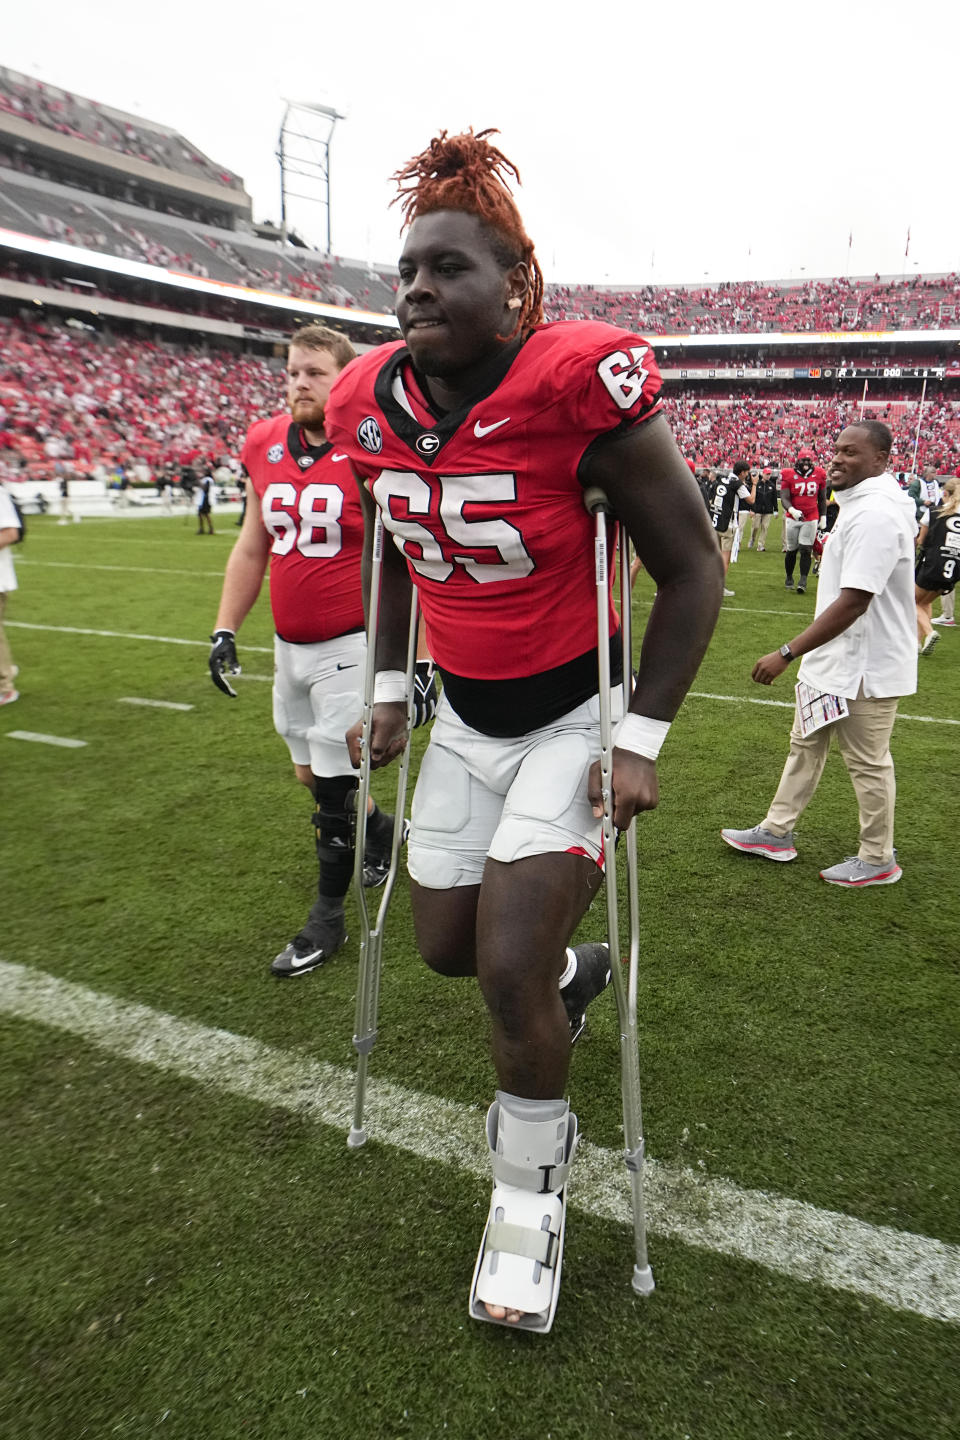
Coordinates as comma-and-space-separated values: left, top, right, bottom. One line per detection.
781, 466, 827, 521
324, 322, 663, 681
241, 414, 364, 644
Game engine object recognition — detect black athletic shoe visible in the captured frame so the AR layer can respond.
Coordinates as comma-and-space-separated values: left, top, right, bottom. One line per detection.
784, 576, 795, 589
561, 943, 613, 1044
362, 817, 411, 888
271, 897, 346, 977
796, 579, 807, 594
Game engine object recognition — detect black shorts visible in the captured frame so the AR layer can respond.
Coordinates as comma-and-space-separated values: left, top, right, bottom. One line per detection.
915, 558, 956, 593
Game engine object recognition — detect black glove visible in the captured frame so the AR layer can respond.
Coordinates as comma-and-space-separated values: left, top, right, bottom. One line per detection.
412, 660, 438, 728
209, 629, 241, 697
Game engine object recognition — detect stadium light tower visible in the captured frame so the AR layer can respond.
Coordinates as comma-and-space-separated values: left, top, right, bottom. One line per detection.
277, 101, 345, 254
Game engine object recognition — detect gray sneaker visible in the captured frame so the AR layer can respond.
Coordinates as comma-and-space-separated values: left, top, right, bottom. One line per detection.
272, 897, 346, 976
820, 855, 901, 887
721, 824, 797, 862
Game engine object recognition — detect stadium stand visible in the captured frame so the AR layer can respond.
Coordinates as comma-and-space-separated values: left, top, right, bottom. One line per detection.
0, 66, 243, 192
545, 274, 960, 334
0, 67, 957, 492
0, 314, 283, 483
1, 312, 955, 486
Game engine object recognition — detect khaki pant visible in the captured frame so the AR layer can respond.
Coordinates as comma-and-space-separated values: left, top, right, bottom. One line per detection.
762, 685, 900, 863
0, 592, 15, 691
749, 513, 772, 547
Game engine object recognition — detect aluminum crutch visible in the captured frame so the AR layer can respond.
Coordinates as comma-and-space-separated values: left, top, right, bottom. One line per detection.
347, 510, 419, 1149
584, 485, 655, 1296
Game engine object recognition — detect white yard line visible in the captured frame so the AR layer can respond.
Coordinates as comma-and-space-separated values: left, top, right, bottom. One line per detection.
4, 731, 87, 748
118, 697, 195, 711
688, 691, 960, 727
7, 621, 273, 654
17, 560, 226, 578
0, 959, 956, 1326
7, 625, 954, 727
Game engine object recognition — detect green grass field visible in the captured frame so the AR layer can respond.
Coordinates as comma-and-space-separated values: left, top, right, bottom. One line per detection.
2, 512, 959, 1440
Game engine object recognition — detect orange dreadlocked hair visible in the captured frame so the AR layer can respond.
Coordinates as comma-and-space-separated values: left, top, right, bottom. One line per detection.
392, 128, 545, 334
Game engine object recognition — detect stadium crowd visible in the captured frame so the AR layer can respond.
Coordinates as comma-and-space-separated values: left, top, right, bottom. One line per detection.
671, 392, 960, 471
545, 273, 960, 334
0, 66, 242, 191
3, 146, 959, 333
0, 315, 281, 479
1, 315, 957, 485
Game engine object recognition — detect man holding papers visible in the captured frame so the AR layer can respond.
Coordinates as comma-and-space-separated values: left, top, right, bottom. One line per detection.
721, 421, 918, 888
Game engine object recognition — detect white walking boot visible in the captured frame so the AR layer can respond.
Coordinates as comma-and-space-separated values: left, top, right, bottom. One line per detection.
470, 1091, 578, 1334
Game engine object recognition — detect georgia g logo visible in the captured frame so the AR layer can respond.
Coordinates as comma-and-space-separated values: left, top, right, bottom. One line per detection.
266, 443, 284, 464
358, 417, 383, 454
415, 432, 440, 457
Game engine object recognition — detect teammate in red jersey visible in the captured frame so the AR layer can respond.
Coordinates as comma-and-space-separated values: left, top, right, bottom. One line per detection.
209, 325, 413, 978
325, 130, 723, 1331
780, 448, 827, 594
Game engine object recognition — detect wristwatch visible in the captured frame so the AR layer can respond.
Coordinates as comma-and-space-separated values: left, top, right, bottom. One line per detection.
779, 644, 795, 661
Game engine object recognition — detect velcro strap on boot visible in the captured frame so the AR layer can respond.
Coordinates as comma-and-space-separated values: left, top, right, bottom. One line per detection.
486, 1220, 559, 1268
491, 1151, 575, 1194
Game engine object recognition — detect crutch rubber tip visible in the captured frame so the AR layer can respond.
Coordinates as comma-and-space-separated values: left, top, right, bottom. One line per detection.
582, 485, 612, 516
631, 1264, 655, 1296
346, 1127, 368, 1149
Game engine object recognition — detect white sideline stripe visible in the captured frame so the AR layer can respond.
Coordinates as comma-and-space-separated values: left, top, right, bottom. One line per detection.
118, 697, 195, 712
6, 625, 957, 727
18, 560, 225, 579
689, 691, 960, 727
0, 960, 956, 1326
5, 731, 87, 748
7, 622, 273, 654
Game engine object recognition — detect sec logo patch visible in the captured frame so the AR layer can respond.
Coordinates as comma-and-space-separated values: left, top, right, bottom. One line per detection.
266, 444, 284, 464
358, 417, 383, 454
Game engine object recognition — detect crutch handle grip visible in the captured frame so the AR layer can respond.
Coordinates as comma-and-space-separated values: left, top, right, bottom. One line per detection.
582, 486, 613, 516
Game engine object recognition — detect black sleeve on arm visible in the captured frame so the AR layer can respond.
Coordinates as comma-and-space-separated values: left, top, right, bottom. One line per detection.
580, 413, 724, 722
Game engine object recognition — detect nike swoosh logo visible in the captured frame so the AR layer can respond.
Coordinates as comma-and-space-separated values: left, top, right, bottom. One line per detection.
473, 418, 510, 438
288, 948, 325, 969
331, 453, 349, 462
336, 662, 358, 672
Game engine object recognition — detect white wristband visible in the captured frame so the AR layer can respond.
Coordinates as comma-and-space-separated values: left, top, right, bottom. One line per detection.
374, 670, 408, 704
614, 713, 671, 760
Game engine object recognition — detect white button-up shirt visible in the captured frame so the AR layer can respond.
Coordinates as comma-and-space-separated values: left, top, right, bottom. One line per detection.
797, 472, 918, 700
0, 487, 20, 594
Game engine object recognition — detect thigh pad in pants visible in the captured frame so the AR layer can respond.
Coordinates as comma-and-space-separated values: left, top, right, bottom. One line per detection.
272, 632, 364, 775
407, 696, 612, 889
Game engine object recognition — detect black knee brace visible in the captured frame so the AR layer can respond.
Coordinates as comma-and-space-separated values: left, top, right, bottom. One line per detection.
312, 774, 359, 899
798, 544, 813, 577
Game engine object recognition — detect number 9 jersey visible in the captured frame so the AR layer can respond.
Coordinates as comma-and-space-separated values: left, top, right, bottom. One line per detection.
241, 416, 365, 643
324, 321, 663, 682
